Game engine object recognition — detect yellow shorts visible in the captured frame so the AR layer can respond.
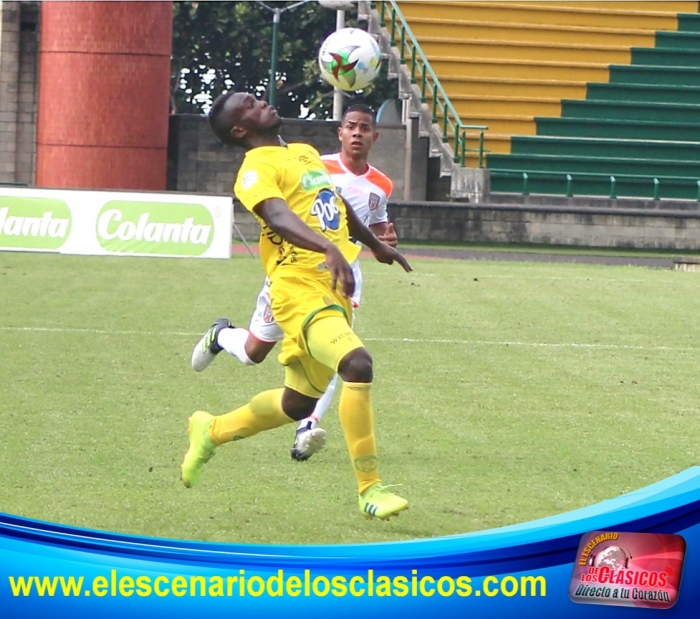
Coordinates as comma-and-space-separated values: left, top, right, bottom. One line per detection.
269, 268, 364, 397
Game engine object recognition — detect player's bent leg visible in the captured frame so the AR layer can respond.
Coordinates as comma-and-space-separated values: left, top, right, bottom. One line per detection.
216, 326, 277, 365
290, 427, 327, 462
291, 374, 338, 461
180, 389, 295, 489
280, 387, 319, 420
336, 369, 408, 520
205, 283, 282, 367
181, 410, 216, 488
282, 357, 331, 461
305, 316, 408, 519
246, 334, 278, 364
210, 389, 295, 443
234, 282, 283, 364
191, 318, 232, 372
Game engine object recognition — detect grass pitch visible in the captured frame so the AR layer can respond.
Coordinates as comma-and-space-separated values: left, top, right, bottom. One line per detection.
1, 250, 699, 545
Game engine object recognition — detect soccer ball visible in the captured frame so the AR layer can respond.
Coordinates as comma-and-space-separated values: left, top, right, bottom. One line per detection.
318, 28, 382, 91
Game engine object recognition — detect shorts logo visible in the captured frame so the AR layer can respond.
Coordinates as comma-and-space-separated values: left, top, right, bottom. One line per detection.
241, 171, 258, 190
569, 531, 686, 609
368, 192, 380, 211
263, 304, 275, 324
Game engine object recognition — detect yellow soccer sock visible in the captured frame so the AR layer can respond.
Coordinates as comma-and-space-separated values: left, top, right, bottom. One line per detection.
209, 388, 293, 445
338, 381, 381, 494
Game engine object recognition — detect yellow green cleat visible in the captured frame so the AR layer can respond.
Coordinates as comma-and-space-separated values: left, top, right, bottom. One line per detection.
180, 411, 216, 488
358, 483, 408, 520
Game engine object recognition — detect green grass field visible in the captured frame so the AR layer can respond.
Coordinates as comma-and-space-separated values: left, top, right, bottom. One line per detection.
1, 250, 699, 546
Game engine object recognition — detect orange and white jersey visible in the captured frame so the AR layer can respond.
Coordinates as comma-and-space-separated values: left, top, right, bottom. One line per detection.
321, 152, 392, 229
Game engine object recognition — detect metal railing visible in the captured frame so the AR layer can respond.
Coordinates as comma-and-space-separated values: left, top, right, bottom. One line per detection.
492, 170, 700, 201
375, 1, 488, 167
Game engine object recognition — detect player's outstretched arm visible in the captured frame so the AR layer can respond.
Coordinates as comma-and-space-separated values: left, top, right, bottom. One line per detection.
370, 222, 397, 247
254, 198, 355, 298
344, 199, 412, 273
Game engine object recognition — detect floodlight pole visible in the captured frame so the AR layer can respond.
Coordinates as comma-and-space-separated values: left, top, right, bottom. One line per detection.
332, 9, 345, 121
270, 7, 281, 108
255, 0, 311, 108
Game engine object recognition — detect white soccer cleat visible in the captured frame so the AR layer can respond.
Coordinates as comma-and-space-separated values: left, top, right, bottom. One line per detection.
290, 425, 327, 461
191, 318, 231, 372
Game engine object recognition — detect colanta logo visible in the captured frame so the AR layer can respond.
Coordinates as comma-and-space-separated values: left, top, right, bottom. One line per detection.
0, 197, 71, 250
301, 170, 333, 191
96, 201, 214, 256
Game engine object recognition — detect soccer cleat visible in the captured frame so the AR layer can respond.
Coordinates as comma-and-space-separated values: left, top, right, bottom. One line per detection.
180, 410, 216, 488
290, 423, 327, 461
191, 317, 232, 372
358, 483, 409, 520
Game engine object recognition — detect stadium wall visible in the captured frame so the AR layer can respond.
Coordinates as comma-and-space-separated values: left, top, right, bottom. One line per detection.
168, 114, 700, 251
167, 114, 421, 200
387, 199, 700, 251
0, 0, 38, 186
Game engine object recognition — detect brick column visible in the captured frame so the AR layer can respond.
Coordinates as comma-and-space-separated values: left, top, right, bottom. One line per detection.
0, 1, 20, 183
36, 1, 172, 190
16, 2, 39, 185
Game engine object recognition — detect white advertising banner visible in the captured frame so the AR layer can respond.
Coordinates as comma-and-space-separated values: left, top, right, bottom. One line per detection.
0, 187, 233, 259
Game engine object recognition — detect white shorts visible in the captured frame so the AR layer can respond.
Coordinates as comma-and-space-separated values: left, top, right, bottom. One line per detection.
248, 259, 362, 343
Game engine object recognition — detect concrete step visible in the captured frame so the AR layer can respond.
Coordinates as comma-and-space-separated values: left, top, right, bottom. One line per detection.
396, 0, 689, 29
440, 76, 586, 99
428, 56, 610, 81
418, 36, 632, 64
408, 17, 656, 46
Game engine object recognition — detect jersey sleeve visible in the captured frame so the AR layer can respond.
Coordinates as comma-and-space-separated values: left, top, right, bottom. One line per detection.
234, 154, 285, 214
367, 168, 392, 226
368, 194, 389, 226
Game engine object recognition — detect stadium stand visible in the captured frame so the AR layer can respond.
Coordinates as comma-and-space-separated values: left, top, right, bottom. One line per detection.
390, 0, 700, 199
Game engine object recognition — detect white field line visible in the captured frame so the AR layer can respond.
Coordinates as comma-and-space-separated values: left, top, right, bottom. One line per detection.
0, 326, 692, 351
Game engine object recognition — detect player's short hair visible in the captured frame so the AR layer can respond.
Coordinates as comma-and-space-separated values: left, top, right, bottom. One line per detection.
208, 91, 242, 147
342, 104, 376, 126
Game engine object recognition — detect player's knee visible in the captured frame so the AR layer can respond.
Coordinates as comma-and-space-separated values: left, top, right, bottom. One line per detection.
281, 389, 318, 421
245, 338, 275, 364
338, 348, 373, 383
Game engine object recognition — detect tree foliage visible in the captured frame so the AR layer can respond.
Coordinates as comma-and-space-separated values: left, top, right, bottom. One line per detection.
171, 1, 397, 119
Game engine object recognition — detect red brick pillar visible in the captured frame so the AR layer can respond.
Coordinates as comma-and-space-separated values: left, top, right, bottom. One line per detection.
36, 1, 172, 190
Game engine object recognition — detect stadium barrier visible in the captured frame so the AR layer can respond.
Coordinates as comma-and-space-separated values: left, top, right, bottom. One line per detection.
0, 187, 233, 259
490, 169, 700, 201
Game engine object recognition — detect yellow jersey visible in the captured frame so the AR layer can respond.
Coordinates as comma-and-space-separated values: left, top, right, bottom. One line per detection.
234, 143, 361, 278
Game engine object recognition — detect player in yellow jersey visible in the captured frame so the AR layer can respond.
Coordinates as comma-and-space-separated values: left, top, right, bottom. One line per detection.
181, 91, 411, 520
191, 104, 397, 463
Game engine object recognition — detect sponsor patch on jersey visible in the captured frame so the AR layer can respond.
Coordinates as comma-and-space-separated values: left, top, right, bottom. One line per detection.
368, 192, 381, 211
241, 171, 258, 189
301, 170, 333, 191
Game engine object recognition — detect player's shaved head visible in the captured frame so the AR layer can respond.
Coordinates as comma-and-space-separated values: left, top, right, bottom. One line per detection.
209, 91, 282, 148
208, 91, 242, 146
